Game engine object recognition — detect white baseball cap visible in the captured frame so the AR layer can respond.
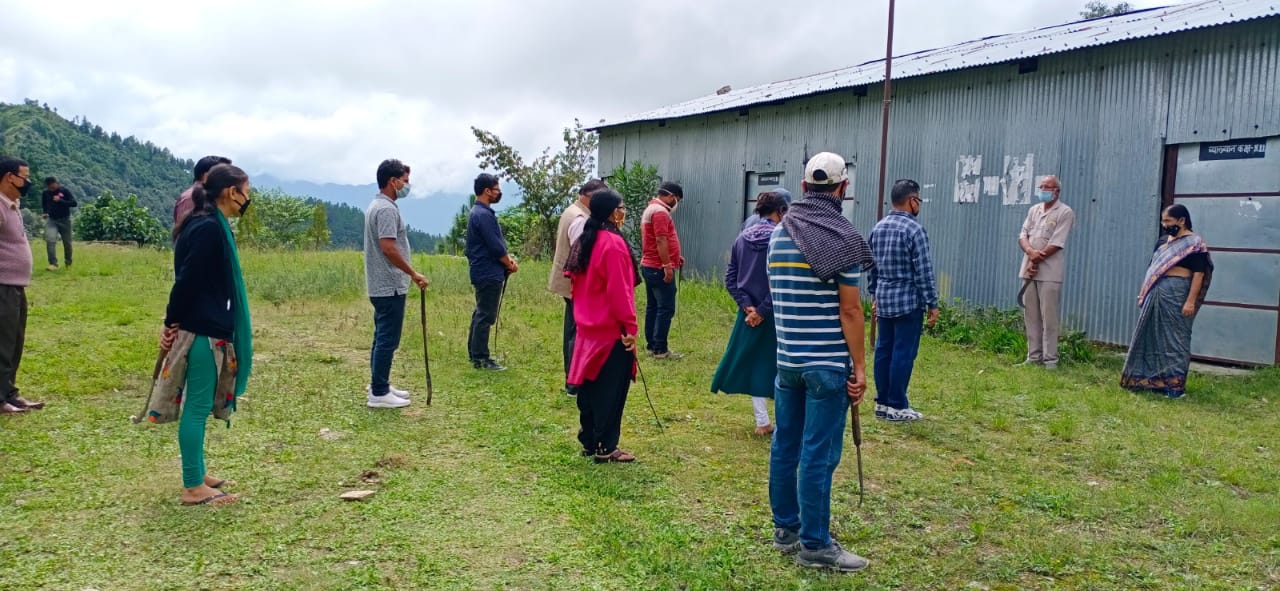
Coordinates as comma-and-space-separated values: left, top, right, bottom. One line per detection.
804, 152, 848, 185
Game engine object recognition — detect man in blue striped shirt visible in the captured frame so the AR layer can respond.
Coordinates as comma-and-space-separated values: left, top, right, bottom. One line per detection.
866, 179, 938, 422
766, 152, 870, 573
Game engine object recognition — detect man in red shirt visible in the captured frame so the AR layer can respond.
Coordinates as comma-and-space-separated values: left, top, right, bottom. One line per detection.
640, 181, 685, 359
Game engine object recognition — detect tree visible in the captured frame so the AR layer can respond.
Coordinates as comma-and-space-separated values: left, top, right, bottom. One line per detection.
235, 188, 311, 248
76, 193, 169, 246
471, 119, 598, 259
304, 203, 331, 250
606, 161, 661, 254
440, 196, 475, 256
1080, 1, 1133, 19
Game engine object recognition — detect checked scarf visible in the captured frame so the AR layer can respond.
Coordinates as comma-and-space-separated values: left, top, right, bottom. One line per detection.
781, 191, 875, 281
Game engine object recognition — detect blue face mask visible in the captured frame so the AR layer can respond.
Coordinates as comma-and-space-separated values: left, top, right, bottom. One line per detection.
395, 182, 412, 200
1036, 189, 1055, 203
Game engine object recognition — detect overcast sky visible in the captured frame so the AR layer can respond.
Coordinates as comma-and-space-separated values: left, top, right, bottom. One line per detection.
0, 0, 1165, 194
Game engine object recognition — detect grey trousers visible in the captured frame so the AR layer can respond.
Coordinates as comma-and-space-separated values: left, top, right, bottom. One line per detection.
0, 285, 27, 402
45, 217, 73, 266
1023, 280, 1063, 365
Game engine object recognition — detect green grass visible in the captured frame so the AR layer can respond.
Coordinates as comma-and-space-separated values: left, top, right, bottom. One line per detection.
2, 243, 1279, 590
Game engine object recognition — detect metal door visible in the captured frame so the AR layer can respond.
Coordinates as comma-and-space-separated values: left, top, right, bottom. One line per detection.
745, 171, 785, 221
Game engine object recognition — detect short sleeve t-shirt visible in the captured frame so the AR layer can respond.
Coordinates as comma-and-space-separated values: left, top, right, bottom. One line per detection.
640, 200, 682, 269
1018, 201, 1075, 283
363, 194, 411, 297
767, 225, 859, 372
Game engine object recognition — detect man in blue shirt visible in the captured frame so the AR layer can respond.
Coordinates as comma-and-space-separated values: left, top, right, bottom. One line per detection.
867, 179, 938, 422
466, 173, 518, 371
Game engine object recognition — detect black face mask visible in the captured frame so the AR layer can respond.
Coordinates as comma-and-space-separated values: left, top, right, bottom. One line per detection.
238, 198, 252, 216
1162, 224, 1181, 236
14, 177, 31, 197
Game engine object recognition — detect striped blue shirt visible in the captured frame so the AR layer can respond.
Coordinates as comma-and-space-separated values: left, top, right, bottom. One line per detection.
767, 225, 859, 371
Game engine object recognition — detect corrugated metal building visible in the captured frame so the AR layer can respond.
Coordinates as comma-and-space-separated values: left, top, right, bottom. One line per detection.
591, 0, 1280, 365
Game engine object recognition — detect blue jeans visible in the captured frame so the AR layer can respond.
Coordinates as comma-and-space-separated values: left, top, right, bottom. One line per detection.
369, 294, 407, 396
874, 310, 924, 410
641, 266, 677, 354
769, 366, 850, 550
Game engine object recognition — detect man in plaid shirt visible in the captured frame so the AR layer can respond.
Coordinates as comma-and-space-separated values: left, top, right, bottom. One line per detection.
867, 179, 938, 422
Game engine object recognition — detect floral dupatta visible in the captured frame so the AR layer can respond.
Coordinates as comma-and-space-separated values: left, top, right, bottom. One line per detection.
1137, 233, 1213, 308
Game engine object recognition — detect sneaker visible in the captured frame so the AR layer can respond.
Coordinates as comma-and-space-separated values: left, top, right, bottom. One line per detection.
881, 407, 924, 422
795, 541, 870, 572
366, 384, 410, 399
46, 264, 58, 271
475, 359, 507, 372
652, 351, 684, 360
366, 392, 410, 409
1013, 359, 1042, 368
565, 384, 578, 398
873, 404, 890, 420
1043, 362, 1058, 371
772, 528, 801, 554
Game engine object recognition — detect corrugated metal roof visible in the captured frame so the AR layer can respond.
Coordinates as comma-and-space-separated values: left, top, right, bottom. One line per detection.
593, 0, 1279, 129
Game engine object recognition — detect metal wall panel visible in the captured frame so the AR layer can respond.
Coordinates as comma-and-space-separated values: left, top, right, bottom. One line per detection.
1180, 196, 1280, 249
1173, 138, 1280, 194
1202, 251, 1280, 307
1167, 19, 1280, 143
1191, 307, 1278, 365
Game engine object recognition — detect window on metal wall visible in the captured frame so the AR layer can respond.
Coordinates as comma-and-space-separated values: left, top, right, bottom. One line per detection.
744, 171, 784, 221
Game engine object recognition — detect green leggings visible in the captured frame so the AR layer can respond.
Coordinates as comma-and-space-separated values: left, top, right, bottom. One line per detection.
179, 335, 217, 488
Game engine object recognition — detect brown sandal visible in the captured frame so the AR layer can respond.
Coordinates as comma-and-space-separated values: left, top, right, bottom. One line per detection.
593, 449, 636, 464
182, 492, 239, 506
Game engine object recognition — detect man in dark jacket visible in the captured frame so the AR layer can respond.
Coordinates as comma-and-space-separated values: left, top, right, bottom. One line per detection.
41, 177, 77, 270
466, 173, 518, 371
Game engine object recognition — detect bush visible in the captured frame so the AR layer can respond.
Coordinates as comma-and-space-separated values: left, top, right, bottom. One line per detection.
923, 299, 1096, 365
607, 161, 660, 254
18, 208, 43, 239
75, 193, 168, 246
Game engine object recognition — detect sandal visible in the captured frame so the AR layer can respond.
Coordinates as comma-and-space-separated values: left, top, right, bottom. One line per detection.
593, 449, 636, 464
208, 479, 236, 489
182, 492, 239, 506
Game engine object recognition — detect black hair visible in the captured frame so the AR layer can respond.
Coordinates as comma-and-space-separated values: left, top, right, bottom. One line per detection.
45, 176, 58, 186
1164, 203, 1193, 230
376, 159, 409, 189
754, 191, 789, 217
473, 173, 500, 196
565, 189, 630, 277
0, 156, 28, 180
658, 181, 683, 199
891, 179, 920, 206
804, 179, 845, 195
174, 164, 249, 239
579, 178, 607, 196
194, 155, 232, 182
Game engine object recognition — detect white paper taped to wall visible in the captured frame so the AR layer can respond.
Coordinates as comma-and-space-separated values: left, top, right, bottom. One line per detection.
1001, 154, 1035, 205
954, 155, 982, 204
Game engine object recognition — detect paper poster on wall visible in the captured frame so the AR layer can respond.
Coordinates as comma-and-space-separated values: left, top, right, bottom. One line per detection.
954, 155, 982, 203
1001, 154, 1035, 205
982, 176, 1000, 197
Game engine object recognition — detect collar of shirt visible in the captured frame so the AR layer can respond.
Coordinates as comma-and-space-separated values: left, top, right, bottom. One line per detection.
2, 194, 19, 210
648, 198, 672, 212
475, 201, 495, 213
375, 193, 399, 208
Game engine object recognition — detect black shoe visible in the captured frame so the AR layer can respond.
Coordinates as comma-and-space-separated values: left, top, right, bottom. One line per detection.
565, 384, 579, 398
475, 359, 507, 371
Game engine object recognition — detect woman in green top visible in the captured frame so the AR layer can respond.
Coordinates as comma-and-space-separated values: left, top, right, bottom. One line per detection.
157, 163, 254, 506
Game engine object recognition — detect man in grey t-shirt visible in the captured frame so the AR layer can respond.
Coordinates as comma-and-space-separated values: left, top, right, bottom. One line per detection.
363, 159, 429, 409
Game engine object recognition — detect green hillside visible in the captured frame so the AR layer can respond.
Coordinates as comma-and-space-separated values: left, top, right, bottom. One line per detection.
0, 99, 440, 250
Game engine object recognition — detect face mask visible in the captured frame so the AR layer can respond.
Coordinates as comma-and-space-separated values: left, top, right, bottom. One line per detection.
395, 182, 412, 200
14, 177, 31, 197
238, 196, 252, 216
1162, 224, 1181, 236
1036, 189, 1055, 203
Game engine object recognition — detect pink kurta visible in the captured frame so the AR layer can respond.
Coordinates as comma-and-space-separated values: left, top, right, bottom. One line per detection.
567, 232, 638, 385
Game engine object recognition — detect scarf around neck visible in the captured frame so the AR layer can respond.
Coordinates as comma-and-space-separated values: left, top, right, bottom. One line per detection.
781, 192, 874, 282
215, 210, 253, 398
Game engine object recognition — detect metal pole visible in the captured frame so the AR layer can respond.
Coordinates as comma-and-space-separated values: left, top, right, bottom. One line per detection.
870, 0, 896, 346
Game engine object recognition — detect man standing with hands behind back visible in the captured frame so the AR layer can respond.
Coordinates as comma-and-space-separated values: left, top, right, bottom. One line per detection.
640, 181, 685, 359
1017, 175, 1074, 370
467, 173, 518, 371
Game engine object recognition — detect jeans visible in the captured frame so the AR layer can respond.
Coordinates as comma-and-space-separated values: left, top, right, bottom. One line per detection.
0, 286, 27, 403
369, 294, 407, 396
641, 266, 677, 354
468, 280, 504, 363
562, 297, 576, 378
45, 217, 73, 266
874, 309, 924, 410
576, 341, 634, 454
769, 366, 851, 550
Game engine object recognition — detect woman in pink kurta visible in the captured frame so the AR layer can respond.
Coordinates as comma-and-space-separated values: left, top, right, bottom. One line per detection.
565, 189, 639, 463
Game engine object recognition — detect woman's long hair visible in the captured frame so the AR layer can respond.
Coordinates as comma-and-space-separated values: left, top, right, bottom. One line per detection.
566, 188, 642, 279
1164, 203, 1194, 231
174, 163, 249, 239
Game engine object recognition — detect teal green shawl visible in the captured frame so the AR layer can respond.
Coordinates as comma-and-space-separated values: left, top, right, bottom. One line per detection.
216, 210, 253, 398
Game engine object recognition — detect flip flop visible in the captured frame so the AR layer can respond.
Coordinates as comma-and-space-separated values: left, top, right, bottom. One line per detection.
182, 492, 238, 506
208, 479, 236, 489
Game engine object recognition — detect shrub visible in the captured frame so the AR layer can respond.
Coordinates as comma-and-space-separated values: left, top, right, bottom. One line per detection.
75, 192, 168, 246
924, 298, 1096, 365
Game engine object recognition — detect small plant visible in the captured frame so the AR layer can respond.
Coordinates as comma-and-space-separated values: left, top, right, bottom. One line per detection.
926, 298, 1097, 364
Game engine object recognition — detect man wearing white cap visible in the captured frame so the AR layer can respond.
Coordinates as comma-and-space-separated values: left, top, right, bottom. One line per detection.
765, 151, 871, 573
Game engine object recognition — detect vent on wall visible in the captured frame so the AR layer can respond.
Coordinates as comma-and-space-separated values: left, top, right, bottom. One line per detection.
1017, 58, 1039, 74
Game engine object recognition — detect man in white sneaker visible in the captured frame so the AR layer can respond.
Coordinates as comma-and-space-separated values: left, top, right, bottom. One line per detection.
363, 159, 429, 409
1017, 175, 1074, 370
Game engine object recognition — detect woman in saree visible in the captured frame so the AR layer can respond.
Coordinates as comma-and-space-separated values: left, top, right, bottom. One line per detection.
1121, 204, 1212, 399
153, 163, 255, 505
711, 192, 789, 435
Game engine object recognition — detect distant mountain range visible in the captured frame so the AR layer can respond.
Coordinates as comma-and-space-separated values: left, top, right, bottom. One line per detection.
253, 175, 471, 236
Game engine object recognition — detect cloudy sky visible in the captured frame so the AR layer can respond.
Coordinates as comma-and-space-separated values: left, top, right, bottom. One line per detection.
0, 0, 1164, 195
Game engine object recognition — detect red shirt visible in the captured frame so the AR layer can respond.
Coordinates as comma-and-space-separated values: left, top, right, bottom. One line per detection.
641, 199, 682, 269
568, 232, 638, 385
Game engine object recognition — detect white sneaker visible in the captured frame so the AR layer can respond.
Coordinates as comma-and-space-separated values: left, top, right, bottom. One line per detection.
883, 407, 924, 422
366, 384, 410, 399
366, 392, 411, 409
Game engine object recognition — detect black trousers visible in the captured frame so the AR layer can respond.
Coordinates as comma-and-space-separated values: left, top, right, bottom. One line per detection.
562, 298, 576, 378
0, 286, 27, 403
576, 341, 634, 455
468, 280, 504, 363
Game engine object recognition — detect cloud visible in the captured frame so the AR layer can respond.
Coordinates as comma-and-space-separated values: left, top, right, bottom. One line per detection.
0, 0, 1167, 189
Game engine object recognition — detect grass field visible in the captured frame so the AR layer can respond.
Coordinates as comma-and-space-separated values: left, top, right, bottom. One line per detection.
1, 243, 1278, 591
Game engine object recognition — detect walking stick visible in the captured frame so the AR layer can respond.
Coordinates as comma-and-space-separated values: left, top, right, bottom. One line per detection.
1017, 278, 1031, 309
493, 275, 509, 359
130, 348, 167, 424
627, 329, 664, 433
420, 287, 433, 405
850, 397, 865, 507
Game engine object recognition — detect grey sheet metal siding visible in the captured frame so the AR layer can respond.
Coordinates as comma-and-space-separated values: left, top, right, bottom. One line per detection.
596, 22, 1280, 346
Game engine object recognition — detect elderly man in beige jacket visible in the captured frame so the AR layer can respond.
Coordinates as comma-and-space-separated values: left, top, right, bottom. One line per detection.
549, 179, 607, 396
